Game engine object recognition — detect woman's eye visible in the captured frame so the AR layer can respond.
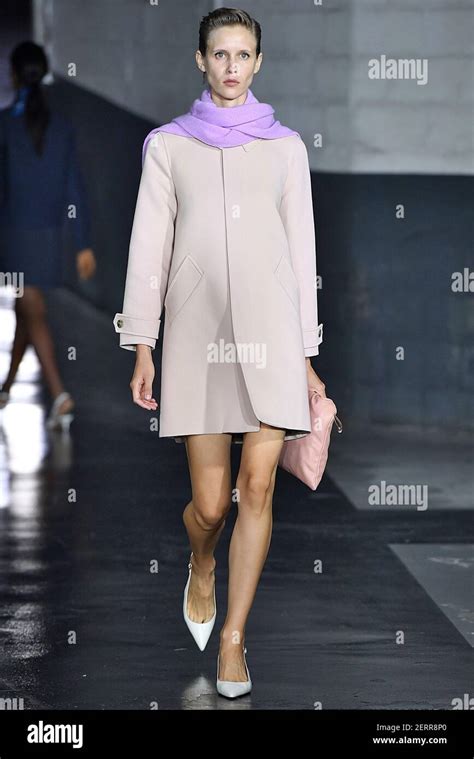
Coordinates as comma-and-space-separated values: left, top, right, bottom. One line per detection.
214, 51, 250, 60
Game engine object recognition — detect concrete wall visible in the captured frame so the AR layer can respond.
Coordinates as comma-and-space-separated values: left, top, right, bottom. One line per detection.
33, 0, 212, 142
33, 0, 473, 175
26, 0, 473, 430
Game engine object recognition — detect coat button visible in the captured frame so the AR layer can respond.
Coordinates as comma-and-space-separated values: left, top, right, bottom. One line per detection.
117, 319, 123, 328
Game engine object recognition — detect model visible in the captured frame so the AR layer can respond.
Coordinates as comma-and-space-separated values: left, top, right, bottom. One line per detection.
0, 41, 96, 428
113, 7, 326, 699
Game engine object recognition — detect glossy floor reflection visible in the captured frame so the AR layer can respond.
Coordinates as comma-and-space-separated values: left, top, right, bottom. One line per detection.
0, 288, 473, 709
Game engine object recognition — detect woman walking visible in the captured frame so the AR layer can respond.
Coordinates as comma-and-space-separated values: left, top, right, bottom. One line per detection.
0, 41, 96, 428
114, 7, 326, 698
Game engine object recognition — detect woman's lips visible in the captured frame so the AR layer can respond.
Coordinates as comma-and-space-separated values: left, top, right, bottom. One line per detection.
223, 80, 239, 86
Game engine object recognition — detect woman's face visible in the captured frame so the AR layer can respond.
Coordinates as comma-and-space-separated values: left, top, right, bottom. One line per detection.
196, 25, 262, 106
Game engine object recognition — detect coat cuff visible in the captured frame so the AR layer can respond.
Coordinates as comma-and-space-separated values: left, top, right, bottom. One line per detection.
113, 312, 160, 351
303, 323, 323, 357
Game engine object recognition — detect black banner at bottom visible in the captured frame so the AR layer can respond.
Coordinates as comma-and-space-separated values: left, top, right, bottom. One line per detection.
0, 709, 472, 756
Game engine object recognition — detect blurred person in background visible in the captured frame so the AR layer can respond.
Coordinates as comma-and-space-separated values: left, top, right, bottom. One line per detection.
0, 41, 96, 429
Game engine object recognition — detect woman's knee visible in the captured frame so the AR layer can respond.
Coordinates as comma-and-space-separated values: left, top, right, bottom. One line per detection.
190, 488, 232, 529
235, 468, 276, 511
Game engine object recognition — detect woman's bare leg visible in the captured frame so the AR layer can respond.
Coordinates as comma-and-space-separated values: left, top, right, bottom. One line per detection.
182, 433, 233, 623
15, 286, 73, 413
0, 300, 29, 394
218, 422, 286, 681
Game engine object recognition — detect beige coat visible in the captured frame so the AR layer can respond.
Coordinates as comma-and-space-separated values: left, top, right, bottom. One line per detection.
113, 131, 323, 441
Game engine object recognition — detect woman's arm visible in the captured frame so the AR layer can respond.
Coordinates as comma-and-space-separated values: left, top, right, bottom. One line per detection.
113, 131, 177, 351
279, 135, 323, 358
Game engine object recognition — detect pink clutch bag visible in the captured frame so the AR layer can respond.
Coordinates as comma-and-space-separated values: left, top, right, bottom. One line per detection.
278, 389, 342, 490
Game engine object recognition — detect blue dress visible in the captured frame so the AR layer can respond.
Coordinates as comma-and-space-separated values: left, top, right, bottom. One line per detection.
0, 87, 91, 289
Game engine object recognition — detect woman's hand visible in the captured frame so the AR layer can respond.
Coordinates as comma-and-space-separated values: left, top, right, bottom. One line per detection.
76, 248, 97, 280
130, 345, 158, 410
306, 357, 326, 397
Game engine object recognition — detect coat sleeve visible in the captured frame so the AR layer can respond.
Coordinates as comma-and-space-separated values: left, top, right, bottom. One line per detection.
65, 120, 92, 252
113, 131, 177, 351
279, 136, 323, 357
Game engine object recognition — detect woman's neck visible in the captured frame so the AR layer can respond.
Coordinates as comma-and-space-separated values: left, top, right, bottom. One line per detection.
209, 88, 248, 108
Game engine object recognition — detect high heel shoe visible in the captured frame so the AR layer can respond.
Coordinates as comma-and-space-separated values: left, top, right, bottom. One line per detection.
46, 391, 74, 431
183, 552, 216, 651
217, 646, 252, 698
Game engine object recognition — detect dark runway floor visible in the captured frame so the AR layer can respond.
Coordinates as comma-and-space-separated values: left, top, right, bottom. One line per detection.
0, 287, 472, 710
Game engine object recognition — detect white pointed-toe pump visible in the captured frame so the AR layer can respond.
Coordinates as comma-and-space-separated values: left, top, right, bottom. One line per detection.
183, 552, 216, 651
216, 646, 252, 698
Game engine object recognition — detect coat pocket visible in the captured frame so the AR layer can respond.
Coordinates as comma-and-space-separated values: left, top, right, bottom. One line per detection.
164, 254, 204, 325
274, 254, 300, 313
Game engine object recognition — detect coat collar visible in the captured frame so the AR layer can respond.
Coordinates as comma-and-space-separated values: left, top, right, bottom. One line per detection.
241, 139, 261, 152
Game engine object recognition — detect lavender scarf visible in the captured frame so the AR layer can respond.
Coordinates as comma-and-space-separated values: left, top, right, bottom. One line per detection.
142, 87, 299, 165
